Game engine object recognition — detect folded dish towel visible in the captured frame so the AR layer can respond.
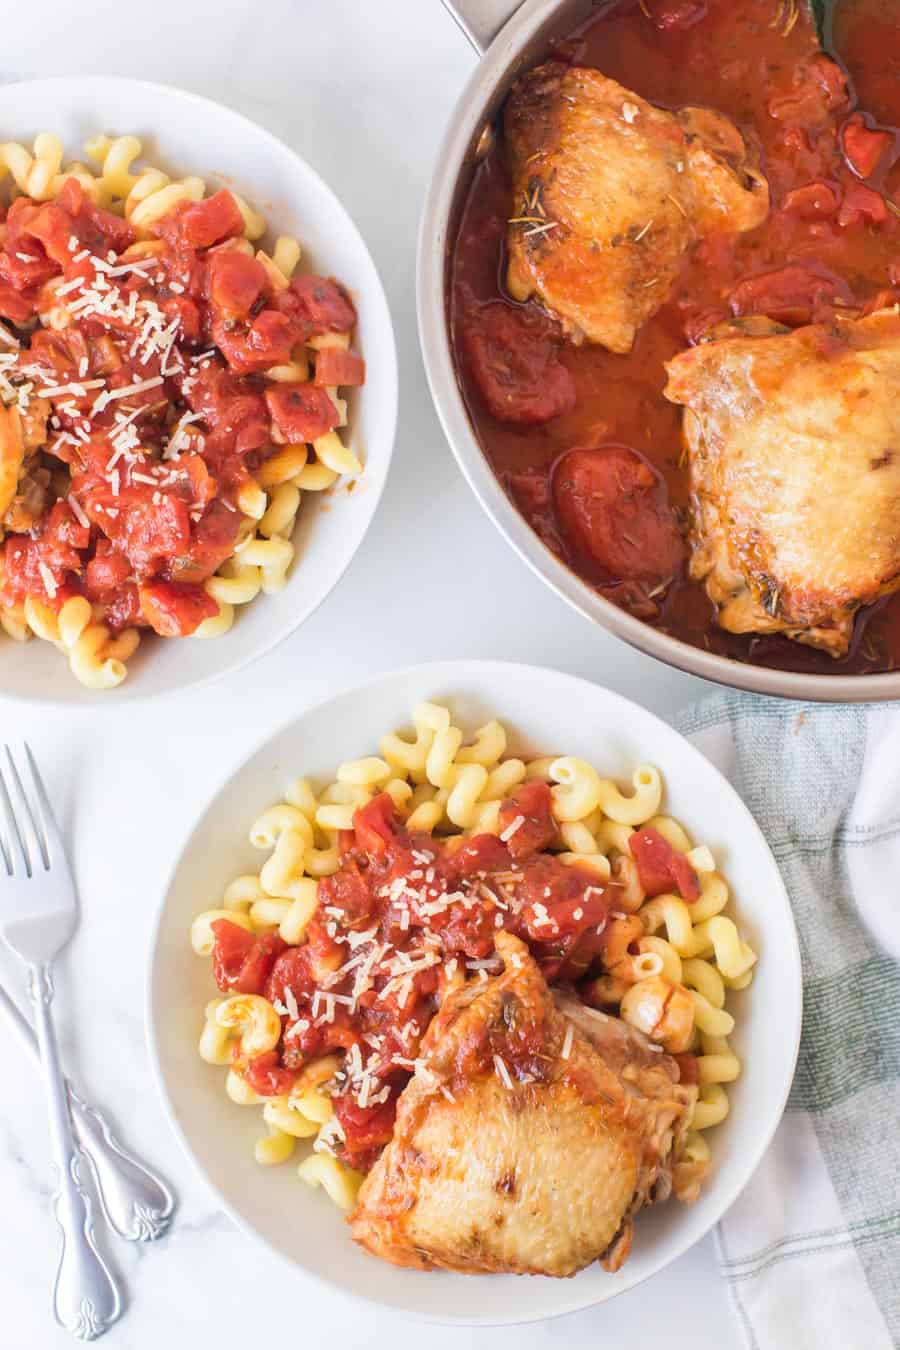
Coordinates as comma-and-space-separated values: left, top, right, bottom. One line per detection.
677, 694, 900, 1350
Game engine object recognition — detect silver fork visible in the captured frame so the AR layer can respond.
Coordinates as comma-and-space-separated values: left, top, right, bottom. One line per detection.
0, 981, 175, 1241
0, 746, 122, 1341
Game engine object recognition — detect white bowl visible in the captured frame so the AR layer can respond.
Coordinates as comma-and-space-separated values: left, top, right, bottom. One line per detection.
148, 659, 801, 1325
0, 75, 397, 703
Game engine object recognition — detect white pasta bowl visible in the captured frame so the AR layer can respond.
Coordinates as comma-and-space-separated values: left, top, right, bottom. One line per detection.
0, 75, 397, 703
148, 659, 802, 1325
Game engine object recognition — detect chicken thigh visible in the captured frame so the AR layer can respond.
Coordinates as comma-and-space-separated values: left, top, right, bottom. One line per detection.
350, 933, 698, 1276
664, 308, 900, 656
504, 64, 769, 352
0, 397, 52, 534
0, 406, 25, 526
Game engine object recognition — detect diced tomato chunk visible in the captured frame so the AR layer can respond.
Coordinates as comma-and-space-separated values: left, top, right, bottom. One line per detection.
111, 493, 192, 577
245, 310, 295, 364
448, 833, 512, 880
628, 826, 700, 901
104, 583, 141, 632
552, 445, 684, 583
497, 780, 557, 858
83, 201, 136, 253
237, 932, 288, 996
0, 231, 57, 290
167, 500, 241, 584
2, 538, 58, 604
212, 309, 295, 374
138, 579, 218, 636
58, 178, 136, 253
842, 114, 894, 180
27, 326, 85, 382
768, 54, 850, 125
84, 547, 131, 599
210, 920, 286, 995
206, 250, 267, 319
210, 919, 254, 990
243, 1051, 296, 1097
283, 275, 356, 337
49, 499, 90, 551
837, 181, 889, 228
182, 361, 269, 454
12, 199, 78, 269
352, 792, 400, 858
334, 1093, 398, 1156
781, 181, 841, 220
0, 278, 37, 324
160, 295, 202, 343
0, 499, 88, 603
265, 382, 339, 443
180, 190, 245, 249
729, 264, 851, 325
462, 302, 576, 424
171, 452, 217, 513
313, 347, 365, 387
265, 945, 317, 1009
318, 860, 379, 928
648, 0, 707, 30
2, 251, 57, 292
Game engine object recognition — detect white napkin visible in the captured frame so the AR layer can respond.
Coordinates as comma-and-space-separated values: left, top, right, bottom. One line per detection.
677, 695, 900, 1350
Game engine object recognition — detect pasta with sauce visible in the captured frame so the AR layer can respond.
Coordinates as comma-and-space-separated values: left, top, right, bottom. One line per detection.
0, 133, 365, 687
191, 703, 757, 1273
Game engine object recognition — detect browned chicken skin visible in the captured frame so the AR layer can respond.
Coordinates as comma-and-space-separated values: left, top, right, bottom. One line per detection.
0, 405, 25, 529
0, 396, 51, 536
504, 64, 769, 353
350, 934, 699, 1277
664, 308, 900, 656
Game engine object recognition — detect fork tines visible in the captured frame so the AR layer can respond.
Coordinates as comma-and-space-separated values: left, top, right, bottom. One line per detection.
0, 745, 56, 879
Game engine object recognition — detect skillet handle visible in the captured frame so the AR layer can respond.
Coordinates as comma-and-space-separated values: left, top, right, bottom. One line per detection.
440, 0, 525, 54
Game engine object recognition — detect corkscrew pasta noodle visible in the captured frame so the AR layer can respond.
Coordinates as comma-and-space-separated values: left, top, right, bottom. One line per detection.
191, 704, 758, 1220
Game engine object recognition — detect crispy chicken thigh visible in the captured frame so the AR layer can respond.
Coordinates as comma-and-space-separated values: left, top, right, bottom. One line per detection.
504, 64, 769, 353
0, 397, 51, 535
350, 933, 698, 1277
664, 309, 900, 656
0, 405, 25, 526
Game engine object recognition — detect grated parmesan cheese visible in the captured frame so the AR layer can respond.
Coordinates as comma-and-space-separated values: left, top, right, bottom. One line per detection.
67, 495, 90, 529
499, 814, 525, 843
493, 1054, 514, 1090
37, 562, 57, 599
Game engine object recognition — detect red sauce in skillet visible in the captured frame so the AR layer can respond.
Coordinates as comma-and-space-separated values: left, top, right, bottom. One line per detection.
449, 0, 900, 675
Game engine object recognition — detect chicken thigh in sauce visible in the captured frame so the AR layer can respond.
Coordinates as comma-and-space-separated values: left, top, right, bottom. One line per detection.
664, 308, 900, 655
504, 64, 769, 353
351, 933, 699, 1276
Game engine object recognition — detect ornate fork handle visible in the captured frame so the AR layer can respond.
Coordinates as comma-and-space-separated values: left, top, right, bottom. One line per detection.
0, 977, 174, 1242
30, 965, 122, 1341
69, 1089, 174, 1241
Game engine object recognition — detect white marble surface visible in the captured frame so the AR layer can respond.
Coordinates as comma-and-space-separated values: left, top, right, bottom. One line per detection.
0, 1, 744, 1345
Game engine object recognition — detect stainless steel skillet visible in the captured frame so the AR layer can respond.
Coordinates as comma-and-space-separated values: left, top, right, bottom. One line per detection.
417, 0, 900, 702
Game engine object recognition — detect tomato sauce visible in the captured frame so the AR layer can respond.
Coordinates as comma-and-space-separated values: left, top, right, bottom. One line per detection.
0, 180, 358, 638
450, 0, 900, 674
210, 784, 623, 1169
210, 785, 702, 1169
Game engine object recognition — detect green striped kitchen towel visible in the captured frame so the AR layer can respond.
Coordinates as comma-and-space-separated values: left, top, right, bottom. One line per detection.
677, 693, 900, 1350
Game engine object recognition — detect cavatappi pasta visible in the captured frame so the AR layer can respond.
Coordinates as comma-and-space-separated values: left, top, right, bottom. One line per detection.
0, 134, 365, 687
192, 704, 757, 1213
